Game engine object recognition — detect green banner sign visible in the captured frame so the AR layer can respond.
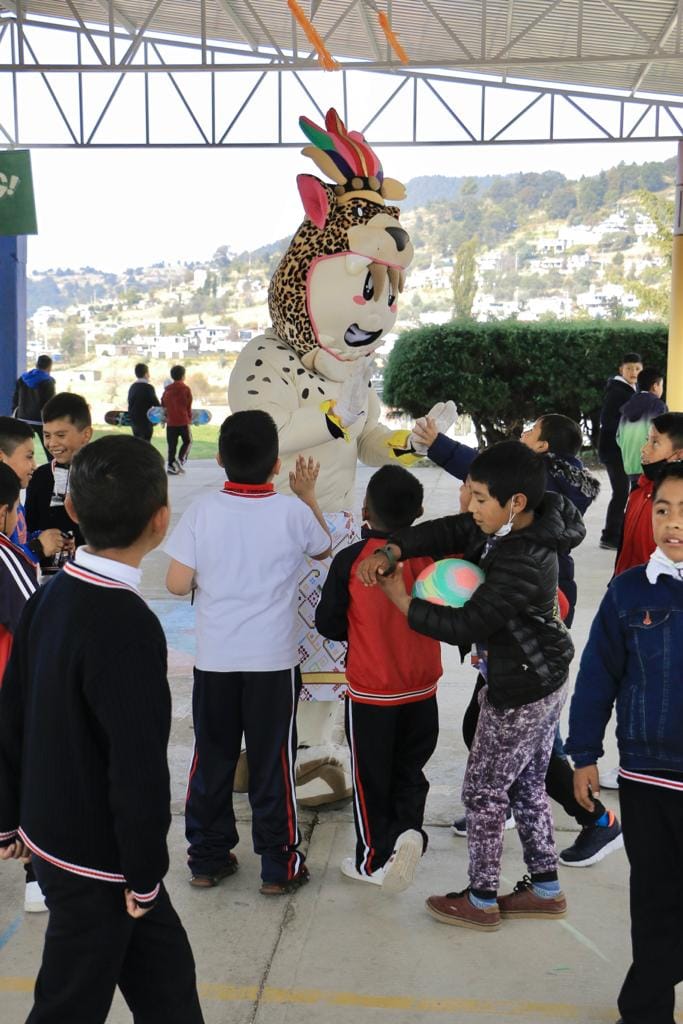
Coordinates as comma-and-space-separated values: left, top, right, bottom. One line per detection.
0, 150, 37, 236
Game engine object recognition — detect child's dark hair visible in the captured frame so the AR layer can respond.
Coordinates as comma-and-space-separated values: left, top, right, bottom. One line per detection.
219, 410, 278, 484
469, 441, 547, 511
652, 412, 683, 451
365, 465, 423, 532
135, 362, 149, 379
170, 365, 185, 382
0, 416, 33, 456
537, 414, 582, 458
653, 461, 683, 499
620, 352, 643, 366
36, 354, 53, 371
42, 392, 91, 430
0, 463, 21, 513
637, 367, 663, 392
69, 436, 167, 550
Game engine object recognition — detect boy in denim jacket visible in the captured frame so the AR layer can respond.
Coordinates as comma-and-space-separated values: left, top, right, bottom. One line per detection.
566, 462, 683, 1024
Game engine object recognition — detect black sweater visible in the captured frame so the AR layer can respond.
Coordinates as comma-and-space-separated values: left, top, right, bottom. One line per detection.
598, 376, 635, 460
24, 462, 84, 565
0, 563, 171, 904
391, 493, 585, 709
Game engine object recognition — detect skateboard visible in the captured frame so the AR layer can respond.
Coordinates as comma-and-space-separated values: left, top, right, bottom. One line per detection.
147, 407, 212, 426
104, 410, 132, 427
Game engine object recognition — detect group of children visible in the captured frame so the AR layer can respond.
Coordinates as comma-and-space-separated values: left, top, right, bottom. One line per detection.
0, 375, 680, 1022
127, 361, 194, 474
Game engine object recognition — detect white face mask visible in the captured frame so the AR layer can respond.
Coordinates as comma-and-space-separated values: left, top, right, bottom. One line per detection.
495, 503, 516, 538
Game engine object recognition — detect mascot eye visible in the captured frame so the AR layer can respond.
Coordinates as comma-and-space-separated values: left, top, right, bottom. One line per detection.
387, 289, 396, 308
362, 270, 374, 301
356, 205, 364, 218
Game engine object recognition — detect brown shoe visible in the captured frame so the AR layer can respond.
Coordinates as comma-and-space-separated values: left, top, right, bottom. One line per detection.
498, 876, 567, 919
189, 853, 238, 888
426, 889, 501, 931
260, 864, 310, 896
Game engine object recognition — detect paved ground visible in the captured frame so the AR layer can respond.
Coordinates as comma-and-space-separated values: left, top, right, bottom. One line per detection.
0, 458, 676, 1023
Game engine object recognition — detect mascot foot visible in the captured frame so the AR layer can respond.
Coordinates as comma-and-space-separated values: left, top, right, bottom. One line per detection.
234, 750, 249, 793
296, 748, 352, 807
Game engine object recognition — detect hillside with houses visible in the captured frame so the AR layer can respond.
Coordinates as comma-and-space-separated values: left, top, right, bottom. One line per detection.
27, 157, 673, 395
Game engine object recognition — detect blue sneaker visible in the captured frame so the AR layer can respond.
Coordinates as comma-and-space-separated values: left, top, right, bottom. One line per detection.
559, 813, 623, 867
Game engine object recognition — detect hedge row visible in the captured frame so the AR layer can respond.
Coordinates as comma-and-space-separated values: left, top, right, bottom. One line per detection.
382, 319, 668, 445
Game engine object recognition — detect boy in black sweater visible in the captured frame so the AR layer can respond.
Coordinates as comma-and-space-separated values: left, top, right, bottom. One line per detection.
24, 392, 92, 571
0, 436, 204, 1024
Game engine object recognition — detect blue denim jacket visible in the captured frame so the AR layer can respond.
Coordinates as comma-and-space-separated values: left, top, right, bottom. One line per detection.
566, 566, 683, 772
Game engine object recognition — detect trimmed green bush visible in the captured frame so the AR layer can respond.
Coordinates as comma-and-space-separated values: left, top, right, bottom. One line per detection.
383, 319, 668, 446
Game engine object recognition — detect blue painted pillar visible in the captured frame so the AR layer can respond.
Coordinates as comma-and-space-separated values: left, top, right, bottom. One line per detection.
0, 235, 27, 415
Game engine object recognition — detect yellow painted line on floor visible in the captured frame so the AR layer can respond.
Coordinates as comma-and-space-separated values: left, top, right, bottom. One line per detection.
0, 978, 616, 1018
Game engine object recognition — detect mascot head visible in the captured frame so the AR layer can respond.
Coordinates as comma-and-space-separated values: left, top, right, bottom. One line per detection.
269, 108, 413, 380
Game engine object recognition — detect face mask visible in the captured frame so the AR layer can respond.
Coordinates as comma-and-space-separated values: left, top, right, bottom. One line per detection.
642, 457, 670, 482
495, 503, 516, 538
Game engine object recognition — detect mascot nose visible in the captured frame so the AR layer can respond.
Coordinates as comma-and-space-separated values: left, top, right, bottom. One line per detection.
384, 226, 409, 252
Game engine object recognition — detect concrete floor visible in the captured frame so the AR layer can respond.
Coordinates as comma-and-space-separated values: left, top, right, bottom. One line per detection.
0, 458, 671, 1023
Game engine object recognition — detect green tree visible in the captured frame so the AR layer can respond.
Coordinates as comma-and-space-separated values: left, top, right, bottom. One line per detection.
60, 322, 85, 361
630, 189, 674, 319
451, 237, 479, 319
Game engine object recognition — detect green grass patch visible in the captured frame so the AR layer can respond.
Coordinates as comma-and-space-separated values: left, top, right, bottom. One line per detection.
35, 425, 220, 466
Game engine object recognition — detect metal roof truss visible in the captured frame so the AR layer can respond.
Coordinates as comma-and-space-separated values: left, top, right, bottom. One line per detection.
1, 1, 682, 147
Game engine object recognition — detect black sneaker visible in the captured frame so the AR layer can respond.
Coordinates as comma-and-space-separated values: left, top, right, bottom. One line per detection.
452, 809, 515, 837
599, 538, 618, 550
559, 815, 624, 867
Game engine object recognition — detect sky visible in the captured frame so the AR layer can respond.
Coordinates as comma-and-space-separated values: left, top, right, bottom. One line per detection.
26, 137, 676, 274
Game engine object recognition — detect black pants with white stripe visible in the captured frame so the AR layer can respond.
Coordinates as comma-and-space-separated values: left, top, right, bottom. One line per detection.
186, 666, 303, 884
618, 778, 683, 1024
29, 860, 203, 1024
345, 695, 438, 875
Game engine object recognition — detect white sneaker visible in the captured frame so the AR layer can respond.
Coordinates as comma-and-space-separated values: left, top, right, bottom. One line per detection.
599, 765, 620, 789
340, 857, 385, 886
383, 829, 423, 894
24, 880, 47, 913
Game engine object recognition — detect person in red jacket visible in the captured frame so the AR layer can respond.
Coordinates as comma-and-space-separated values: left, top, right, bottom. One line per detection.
615, 412, 683, 576
161, 365, 193, 475
315, 465, 442, 894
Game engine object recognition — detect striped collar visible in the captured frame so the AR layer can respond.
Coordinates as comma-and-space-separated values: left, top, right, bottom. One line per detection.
65, 548, 142, 595
0, 532, 37, 570
222, 481, 276, 498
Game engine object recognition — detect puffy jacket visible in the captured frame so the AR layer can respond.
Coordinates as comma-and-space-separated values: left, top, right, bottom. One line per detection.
12, 369, 55, 425
614, 473, 655, 576
566, 567, 683, 773
391, 492, 585, 709
426, 434, 596, 624
598, 376, 635, 461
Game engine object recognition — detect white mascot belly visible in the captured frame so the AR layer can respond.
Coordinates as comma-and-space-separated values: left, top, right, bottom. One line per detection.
228, 108, 454, 805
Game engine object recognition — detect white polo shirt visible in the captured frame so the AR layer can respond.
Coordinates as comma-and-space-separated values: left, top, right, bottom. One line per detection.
164, 482, 329, 673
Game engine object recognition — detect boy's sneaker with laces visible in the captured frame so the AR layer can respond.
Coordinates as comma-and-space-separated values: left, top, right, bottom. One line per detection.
559, 813, 624, 867
498, 876, 567, 919
383, 829, 423, 894
177, 459, 186, 474
452, 808, 515, 837
24, 880, 48, 913
340, 858, 385, 886
426, 888, 501, 930
167, 463, 180, 476
190, 853, 239, 888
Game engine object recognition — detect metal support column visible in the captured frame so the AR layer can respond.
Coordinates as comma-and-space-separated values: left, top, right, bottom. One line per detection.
0, 235, 27, 415
668, 142, 683, 411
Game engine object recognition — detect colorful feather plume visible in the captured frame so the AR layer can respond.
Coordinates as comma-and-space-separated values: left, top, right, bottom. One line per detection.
299, 108, 383, 186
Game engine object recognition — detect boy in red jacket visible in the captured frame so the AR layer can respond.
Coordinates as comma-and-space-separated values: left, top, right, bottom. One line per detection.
615, 412, 683, 575
315, 465, 442, 893
162, 365, 193, 475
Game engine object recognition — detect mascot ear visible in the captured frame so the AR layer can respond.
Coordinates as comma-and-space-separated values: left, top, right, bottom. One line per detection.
297, 174, 330, 230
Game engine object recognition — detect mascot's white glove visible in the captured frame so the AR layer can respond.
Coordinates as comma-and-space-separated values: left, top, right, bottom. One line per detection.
409, 400, 458, 454
333, 358, 375, 428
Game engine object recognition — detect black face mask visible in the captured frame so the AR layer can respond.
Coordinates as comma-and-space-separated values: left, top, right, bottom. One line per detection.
642, 457, 672, 481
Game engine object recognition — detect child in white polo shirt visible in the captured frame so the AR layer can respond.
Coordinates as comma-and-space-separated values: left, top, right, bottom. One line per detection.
165, 410, 330, 895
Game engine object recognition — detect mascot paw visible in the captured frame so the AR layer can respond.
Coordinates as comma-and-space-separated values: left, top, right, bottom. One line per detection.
296, 746, 352, 807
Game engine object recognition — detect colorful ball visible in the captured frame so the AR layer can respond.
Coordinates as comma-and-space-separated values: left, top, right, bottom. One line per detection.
412, 558, 485, 608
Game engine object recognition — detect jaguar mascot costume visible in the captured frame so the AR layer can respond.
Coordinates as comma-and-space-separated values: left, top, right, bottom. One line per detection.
229, 108, 455, 804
